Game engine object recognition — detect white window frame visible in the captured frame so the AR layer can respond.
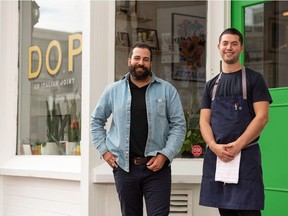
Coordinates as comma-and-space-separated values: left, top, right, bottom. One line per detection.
0, 0, 82, 181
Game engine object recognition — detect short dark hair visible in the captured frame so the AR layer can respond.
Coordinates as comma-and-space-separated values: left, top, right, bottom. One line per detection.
219, 28, 244, 45
129, 43, 153, 61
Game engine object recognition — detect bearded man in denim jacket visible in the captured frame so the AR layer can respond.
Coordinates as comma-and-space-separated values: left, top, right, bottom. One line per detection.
91, 43, 186, 216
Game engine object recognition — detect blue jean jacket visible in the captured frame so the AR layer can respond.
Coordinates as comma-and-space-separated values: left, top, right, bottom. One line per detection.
90, 72, 186, 172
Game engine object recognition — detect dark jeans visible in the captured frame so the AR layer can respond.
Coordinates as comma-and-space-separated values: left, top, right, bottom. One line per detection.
113, 162, 171, 216
219, 208, 261, 216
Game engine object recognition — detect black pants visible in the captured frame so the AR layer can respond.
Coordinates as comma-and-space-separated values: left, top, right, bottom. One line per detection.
113, 162, 171, 216
219, 208, 261, 216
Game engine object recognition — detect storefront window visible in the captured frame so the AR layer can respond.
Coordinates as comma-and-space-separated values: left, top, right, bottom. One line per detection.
115, 1, 207, 158
18, 1, 82, 155
245, 1, 288, 88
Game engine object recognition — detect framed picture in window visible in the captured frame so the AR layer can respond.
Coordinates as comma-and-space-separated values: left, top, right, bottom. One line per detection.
136, 28, 159, 50
171, 13, 206, 82
117, 32, 130, 47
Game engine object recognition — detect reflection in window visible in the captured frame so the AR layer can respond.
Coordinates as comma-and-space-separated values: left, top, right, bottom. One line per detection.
115, 1, 207, 158
245, 1, 288, 88
18, 1, 82, 155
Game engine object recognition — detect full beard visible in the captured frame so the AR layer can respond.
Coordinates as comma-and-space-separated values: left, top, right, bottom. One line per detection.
129, 65, 151, 81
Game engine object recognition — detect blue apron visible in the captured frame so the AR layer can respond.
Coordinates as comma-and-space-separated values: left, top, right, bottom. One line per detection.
199, 67, 264, 210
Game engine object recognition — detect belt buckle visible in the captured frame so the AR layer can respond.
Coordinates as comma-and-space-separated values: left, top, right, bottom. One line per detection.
134, 157, 142, 165
133, 157, 148, 165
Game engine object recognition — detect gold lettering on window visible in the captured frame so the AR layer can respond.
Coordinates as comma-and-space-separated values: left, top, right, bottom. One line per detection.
28, 46, 42, 79
46, 40, 62, 76
68, 34, 82, 72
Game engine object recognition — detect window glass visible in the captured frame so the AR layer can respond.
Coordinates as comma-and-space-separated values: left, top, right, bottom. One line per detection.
245, 1, 288, 87
115, 1, 207, 158
18, 0, 82, 155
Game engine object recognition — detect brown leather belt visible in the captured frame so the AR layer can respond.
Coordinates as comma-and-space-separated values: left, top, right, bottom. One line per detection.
132, 157, 151, 165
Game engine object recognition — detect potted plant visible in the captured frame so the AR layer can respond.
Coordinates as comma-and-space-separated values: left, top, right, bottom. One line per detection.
66, 91, 81, 155
44, 97, 68, 155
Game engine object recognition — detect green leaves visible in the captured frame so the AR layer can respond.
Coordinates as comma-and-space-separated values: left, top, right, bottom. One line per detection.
46, 98, 68, 154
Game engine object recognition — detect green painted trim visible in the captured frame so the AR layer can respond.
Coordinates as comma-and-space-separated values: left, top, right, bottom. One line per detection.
231, 0, 268, 28
269, 104, 288, 108
265, 188, 288, 193
269, 87, 288, 92
231, 0, 269, 64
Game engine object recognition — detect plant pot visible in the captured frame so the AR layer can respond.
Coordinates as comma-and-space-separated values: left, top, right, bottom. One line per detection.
31, 144, 41, 155
41, 142, 60, 155
66, 142, 77, 155
22, 144, 32, 155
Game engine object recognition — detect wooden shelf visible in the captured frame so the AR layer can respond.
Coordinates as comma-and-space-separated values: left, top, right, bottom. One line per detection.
116, 13, 152, 23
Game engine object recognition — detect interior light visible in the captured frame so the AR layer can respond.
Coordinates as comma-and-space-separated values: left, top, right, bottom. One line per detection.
283, 11, 288, 16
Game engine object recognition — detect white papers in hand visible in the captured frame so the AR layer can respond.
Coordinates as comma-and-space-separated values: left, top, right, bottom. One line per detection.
215, 152, 241, 184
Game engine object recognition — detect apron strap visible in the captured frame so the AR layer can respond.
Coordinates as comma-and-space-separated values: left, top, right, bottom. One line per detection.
212, 72, 222, 101
242, 67, 247, 99
212, 67, 247, 101
245, 141, 258, 148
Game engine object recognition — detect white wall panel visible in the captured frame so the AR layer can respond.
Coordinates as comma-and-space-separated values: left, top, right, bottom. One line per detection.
3, 176, 80, 216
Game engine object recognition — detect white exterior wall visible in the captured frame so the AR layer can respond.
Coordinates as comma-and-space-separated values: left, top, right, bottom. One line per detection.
0, 1, 19, 215
3, 177, 80, 216
0, 1, 230, 216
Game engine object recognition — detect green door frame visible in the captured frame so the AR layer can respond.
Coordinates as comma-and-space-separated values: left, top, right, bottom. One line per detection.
231, 0, 268, 64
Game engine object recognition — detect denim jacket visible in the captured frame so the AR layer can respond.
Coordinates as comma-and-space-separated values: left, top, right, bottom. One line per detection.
90, 72, 186, 172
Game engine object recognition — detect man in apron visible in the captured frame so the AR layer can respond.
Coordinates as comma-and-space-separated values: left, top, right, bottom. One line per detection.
199, 28, 272, 216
